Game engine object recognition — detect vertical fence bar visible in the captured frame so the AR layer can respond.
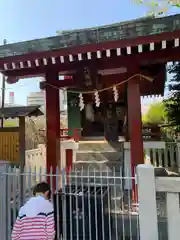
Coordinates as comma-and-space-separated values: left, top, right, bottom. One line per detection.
170, 144, 174, 168
164, 147, 169, 168
17, 167, 21, 219
49, 167, 53, 200
106, 167, 112, 240
166, 192, 180, 240
69, 170, 73, 240
137, 164, 158, 240
80, 167, 85, 240
3, 168, 7, 240
43, 166, 47, 183
33, 166, 36, 188
75, 168, 79, 240
113, 167, 118, 240
23, 167, 27, 203
158, 149, 162, 167
152, 149, 157, 166
7, 167, 11, 240
62, 168, 67, 240
0, 171, 2, 238
93, 168, 98, 240
20, 165, 24, 207
39, 166, 42, 183
12, 167, 17, 227
127, 168, 132, 240
55, 167, 60, 240
0, 165, 6, 240
176, 142, 180, 173
27, 166, 32, 197
100, 166, 105, 240
87, 167, 92, 240
120, 167, 125, 240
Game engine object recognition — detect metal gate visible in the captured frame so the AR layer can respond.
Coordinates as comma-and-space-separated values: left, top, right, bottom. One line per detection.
0, 165, 140, 240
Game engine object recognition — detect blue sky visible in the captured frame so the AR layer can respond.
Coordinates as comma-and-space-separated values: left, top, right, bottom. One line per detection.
0, 0, 179, 105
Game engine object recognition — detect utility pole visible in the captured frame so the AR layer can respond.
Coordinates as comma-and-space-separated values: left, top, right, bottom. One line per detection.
1, 39, 7, 128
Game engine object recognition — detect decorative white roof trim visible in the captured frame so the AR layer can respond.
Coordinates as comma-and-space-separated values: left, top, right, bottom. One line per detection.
162, 40, 166, 49
12, 62, 16, 69
4, 63, 8, 70
43, 58, 47, 65
27, 60, 31, 67
60, 56, 64, 63
51, 57, 56, 64
20, 62, 24, 68
106, 49, 111, 57
78, 53, 82, 61
97, 51, 101, 59
69, 55, 73, 62
174, 38, 179, 47
116, 48, 121, 56
138, 44, 143, 53
35, 59, 39, 66
127, 46, 131, 55
150, 42, 155, 51
87, 52, 91, 59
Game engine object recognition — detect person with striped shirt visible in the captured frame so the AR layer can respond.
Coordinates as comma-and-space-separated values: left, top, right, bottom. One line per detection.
11, 182, 55, 240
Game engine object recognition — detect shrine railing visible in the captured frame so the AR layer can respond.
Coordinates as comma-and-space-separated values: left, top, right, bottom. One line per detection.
142, 125, 161, 141
39, 125, 162, 142
60, 128, 81, 141
60, 125, 162, 141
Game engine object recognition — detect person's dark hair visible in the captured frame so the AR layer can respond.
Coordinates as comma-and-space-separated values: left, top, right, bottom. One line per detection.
33, 182, 51, 198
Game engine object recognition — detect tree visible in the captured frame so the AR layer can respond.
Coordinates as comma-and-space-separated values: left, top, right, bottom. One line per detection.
133, 0, 180, 16
143, 102, 166, 124
164, 62, 180, 133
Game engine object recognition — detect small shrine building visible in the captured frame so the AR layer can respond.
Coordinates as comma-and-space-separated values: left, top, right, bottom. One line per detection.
0, 14, 179, 174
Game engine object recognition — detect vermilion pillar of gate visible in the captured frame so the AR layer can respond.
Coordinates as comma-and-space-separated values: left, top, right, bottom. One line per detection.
46, 71, 60, 187
127, 79, 144, 201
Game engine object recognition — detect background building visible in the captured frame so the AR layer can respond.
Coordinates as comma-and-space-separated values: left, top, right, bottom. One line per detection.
27, 89, 67, 112
27, 91, 45, 106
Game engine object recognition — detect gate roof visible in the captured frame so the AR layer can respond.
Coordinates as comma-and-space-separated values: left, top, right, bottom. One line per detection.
0, 106, 43, 119
0, 14, 179, 76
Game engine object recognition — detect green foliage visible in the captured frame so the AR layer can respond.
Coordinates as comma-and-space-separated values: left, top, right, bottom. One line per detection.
133, 0, 180, 16
164, 62, 180, 133
143, 102, 166, 124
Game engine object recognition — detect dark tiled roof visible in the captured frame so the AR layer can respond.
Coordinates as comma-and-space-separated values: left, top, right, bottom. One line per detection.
0, 14, 179, 58
0, 105, 43, 118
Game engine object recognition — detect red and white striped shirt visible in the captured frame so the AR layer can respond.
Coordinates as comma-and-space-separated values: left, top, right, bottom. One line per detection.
11, 196, 55, 240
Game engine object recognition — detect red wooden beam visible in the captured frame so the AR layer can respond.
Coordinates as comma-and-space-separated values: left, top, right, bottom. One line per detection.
3, 46, 180, 79
40, 78, 74, 90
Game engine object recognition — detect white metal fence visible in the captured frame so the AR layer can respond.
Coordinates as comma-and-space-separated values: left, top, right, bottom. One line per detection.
0, 165, 140, 240
1, 163, 180, 240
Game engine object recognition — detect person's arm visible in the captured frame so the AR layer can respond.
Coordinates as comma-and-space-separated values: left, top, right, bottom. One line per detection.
46, 203, 55, 240
11, 216, 21, 240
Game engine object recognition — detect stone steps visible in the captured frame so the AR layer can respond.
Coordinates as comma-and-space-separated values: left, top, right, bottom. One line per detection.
72, 141, 125, 212
76, 151, 122, 162
78, 141, 124, 151
75, 141, 124, 163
